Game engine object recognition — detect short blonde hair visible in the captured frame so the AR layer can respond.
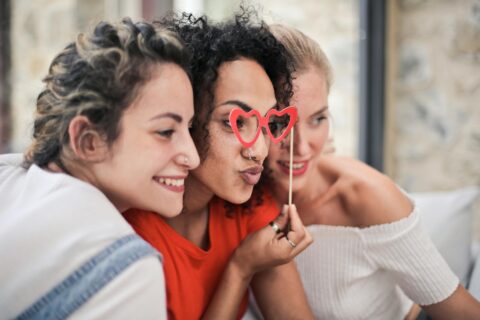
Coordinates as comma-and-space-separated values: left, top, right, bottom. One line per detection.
270, 24, 333, 92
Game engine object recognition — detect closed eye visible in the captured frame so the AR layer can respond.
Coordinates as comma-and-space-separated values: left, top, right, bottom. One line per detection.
156, 130, 174, 138
312, 115, 327, 125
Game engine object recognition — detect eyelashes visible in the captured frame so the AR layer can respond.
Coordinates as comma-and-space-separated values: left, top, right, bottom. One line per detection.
311, 115, 328, 126
221, 119, 245, 130
155, 129, 174, 138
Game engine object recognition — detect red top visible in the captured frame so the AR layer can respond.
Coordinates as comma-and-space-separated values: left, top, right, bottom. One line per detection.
123, 192, 279, 320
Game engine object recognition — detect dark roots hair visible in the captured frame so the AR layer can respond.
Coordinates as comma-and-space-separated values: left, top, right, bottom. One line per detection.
25, 18, 190, 168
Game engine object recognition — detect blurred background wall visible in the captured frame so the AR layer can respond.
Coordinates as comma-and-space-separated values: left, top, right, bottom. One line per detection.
0, 0, 479, 235
386, 0, 480, 192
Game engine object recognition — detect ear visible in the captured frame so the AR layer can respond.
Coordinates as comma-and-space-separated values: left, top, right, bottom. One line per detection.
68, 116, 108, 162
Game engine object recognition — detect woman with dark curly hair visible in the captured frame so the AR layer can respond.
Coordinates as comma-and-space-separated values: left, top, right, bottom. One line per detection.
0, 19, 199, 318
123, 10, 314, 320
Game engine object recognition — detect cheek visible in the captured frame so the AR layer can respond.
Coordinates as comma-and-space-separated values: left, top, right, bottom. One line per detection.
311, 126, 330, 154
123, 138, 174, 173
210, 127, 244, 162
193, 142, 233, 183
268, 144, 282, 162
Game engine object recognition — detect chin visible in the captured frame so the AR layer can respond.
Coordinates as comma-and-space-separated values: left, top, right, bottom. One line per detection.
275, 176, 304, 193
152, 202, 183, 218
222, 188, 253, 204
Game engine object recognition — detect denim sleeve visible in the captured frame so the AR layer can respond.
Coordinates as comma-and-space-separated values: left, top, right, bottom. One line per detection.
15, 234, 163, 320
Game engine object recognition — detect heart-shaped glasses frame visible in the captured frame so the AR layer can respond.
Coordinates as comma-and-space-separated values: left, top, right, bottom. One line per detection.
229, 106, 298, 148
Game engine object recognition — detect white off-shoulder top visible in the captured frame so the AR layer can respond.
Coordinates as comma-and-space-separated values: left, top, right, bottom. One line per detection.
295, 206, 459, 320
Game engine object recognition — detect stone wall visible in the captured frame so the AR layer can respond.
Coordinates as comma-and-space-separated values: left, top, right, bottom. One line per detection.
387, 0, 480, 237
9, 0, 104, 151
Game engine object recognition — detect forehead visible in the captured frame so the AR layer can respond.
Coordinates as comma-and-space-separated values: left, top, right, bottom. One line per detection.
125, 63, 193, 119
291, 67, 328, 114
213, 58, 277, 114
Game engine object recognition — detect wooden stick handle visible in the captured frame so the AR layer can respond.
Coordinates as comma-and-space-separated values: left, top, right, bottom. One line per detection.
288, 127, 294, 205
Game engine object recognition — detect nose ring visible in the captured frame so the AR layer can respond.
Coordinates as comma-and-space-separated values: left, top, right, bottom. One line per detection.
248, 148, 253, 161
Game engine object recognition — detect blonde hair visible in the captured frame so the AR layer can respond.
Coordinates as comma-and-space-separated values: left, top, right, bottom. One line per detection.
270, 24, 333, 92
24, 18, 189, 168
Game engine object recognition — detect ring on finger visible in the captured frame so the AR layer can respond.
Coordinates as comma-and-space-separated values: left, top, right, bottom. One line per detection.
286, 237, 297, 248
269, 221, 282, 234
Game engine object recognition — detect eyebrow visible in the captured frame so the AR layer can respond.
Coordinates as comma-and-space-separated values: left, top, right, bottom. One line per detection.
149, 112, 183, 123
218, 100, 279, 116
310, 106, 329, 118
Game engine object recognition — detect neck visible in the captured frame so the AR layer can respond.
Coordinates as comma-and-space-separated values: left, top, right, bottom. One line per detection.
164, 174, 212, 248
269, 178, 289, 207
182, 173, 215, 216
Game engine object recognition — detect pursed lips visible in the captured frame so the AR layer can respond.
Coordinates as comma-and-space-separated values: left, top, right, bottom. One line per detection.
239, 165, 264, 185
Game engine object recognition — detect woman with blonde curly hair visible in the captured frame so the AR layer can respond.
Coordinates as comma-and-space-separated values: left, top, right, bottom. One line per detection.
0, 18, 199, 319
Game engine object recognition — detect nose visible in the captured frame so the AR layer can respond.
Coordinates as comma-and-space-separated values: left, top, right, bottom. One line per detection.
249, 131, 270, 162
293, 124, 309, 156
177, 130, 200, 169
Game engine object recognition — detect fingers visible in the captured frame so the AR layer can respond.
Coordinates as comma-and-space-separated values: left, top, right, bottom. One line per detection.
283, 205, 312, 256
271, 204, 313, 257
272, 204, 289, 231
284, 227, 313, 257
270, 204, 302, 237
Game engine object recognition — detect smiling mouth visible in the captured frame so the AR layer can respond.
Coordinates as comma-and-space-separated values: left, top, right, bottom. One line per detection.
278, 161, 308, 176
153, 176, 185, 192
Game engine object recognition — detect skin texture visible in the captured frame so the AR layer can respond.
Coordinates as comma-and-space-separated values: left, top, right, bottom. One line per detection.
56, 63, 200, 216
268, 64, 480, 319
166, 59, 314, 319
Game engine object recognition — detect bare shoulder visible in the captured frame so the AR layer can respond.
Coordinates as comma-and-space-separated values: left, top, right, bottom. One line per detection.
318, 156, 413, 227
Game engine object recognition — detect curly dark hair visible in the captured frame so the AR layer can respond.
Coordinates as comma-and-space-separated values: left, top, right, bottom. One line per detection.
24, 18, 190, 169
155, 8, 294, 214
156, 8, 294, 160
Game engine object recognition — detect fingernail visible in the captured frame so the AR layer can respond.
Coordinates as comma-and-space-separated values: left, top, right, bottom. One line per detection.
281, 204, 288, 215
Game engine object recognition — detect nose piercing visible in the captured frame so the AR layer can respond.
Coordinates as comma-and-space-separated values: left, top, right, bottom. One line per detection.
183, 156, 189, 165
247, 148, 254, 161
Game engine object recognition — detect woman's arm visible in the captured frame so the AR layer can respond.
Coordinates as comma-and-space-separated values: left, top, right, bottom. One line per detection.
202, 205, 313, 319
251, 262, 314, 320
422, 285, 480, 320
202, 258, 253, 320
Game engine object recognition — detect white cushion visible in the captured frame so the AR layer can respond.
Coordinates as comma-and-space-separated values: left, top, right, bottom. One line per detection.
412, 187, 480, 285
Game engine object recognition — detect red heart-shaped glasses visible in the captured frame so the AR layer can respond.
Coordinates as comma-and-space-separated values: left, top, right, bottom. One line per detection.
229, 106, 298, 148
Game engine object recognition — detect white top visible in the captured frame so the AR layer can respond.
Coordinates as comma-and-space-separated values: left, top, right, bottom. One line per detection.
295, 206, 459, 320
0, 154, 167, 319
